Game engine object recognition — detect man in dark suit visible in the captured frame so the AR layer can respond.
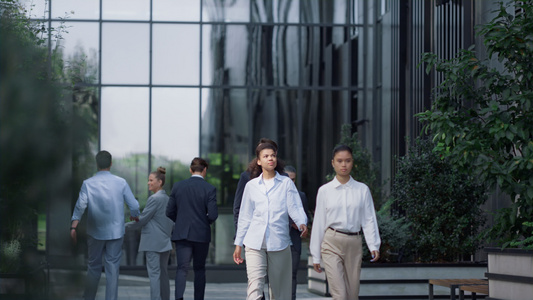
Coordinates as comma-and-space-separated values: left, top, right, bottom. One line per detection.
285, 165, 310, 300
166, 157, 218, 300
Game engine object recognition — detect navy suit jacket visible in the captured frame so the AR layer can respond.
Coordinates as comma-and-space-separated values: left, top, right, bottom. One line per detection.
289, 190, 310, 254
166, 176, 218, 243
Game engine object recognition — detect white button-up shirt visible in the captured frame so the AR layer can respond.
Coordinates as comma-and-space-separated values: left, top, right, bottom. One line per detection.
71, 171, 140, 240
310, 176, 381, 264
234, 172, 308, 251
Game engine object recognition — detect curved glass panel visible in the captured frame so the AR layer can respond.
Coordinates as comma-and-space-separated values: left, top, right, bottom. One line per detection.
102, 0, 150, 21
52, 0, 100, 20
301, 0, 348, 24
152, 24, 200, 85
300, 25, 354, 87
101, 23, 150, 84
202, 25, 249, 87
203, 0, 250, 23
248, 25, 299, 87
251, 0, 299, 23
153, 0, 200, 22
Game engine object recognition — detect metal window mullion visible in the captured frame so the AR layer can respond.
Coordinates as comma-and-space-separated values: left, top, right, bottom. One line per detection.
199, 0, 204, 156
98, 0, 103, 151
148, 0, 153, 176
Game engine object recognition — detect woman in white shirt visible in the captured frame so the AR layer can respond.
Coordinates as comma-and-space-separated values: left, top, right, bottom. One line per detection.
309, 145, 381, 300
233, 142, 308, 300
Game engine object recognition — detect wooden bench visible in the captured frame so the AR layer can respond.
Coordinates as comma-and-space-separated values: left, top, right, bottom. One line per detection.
459, 284, 488, 300
429, 279, 488, 300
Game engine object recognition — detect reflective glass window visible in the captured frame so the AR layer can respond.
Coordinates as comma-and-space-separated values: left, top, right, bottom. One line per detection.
153, 0, 200, 22
247, 25, 299, 87
151, 88, 200, 195
152, 24, 200, 86
151, 88, 200, 164
251, 0, 299, 23
102, 0, 150, 20
201, 88, 248, 208
101, 23, 150, 85
202, 25, 249, 87
20, 0, 48, 18
53, 21, 99, 84
202, 0, 250, 23
300, 26, 353, 87
100, 87, 149, 216
52, 0, 100, 20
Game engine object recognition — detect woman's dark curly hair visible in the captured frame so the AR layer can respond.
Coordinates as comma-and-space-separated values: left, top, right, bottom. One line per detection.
247, 141, 285, 179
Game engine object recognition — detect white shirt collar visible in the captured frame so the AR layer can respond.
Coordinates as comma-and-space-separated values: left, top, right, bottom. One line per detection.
332, 175, 355, 188
258, 171, 281, 185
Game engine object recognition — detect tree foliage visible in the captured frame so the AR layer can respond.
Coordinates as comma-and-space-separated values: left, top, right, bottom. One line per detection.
418, 0, 533, 247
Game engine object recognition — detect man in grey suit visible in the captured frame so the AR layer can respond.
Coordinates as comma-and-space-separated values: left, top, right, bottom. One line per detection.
166, 157, 218, 300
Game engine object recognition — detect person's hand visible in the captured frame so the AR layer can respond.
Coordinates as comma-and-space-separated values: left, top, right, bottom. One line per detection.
130, 216, 139, 222
70, 228, 77, 246
313, 263, 323, 273
299, 224, 308, 238
233, 246, 244, 264
370, 250, 380, 262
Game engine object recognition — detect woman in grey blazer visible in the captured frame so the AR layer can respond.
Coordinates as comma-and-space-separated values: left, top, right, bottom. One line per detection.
127, 167, 174, 300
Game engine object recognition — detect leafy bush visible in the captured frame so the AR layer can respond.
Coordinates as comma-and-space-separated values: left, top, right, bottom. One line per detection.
362, 200, 412, 263
391, 138, 487, 262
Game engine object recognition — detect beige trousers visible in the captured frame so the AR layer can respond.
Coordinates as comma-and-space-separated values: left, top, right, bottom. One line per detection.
245, 246, 292, 300
321, 228, 363, 300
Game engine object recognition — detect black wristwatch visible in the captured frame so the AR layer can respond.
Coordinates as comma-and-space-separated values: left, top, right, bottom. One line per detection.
70, 227, 77, 231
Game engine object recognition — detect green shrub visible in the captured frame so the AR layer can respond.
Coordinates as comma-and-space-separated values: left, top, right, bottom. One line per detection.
362, 199, 412, 263
391, 138, 487, 262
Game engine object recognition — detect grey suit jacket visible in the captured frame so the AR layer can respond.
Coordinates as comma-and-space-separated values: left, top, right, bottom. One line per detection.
127, 190, 174, 252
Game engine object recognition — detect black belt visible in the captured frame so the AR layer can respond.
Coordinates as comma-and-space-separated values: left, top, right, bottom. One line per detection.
329, 227, 362, 236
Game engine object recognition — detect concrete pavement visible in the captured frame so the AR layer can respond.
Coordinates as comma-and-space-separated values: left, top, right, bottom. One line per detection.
55, 273, 330, 300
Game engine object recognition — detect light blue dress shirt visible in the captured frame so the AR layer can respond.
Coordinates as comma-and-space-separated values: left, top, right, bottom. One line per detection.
234, 171, 308, 251
71, 171, 140, 240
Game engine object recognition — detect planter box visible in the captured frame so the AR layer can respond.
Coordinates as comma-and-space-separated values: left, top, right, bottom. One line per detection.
485, 247, 533, 300
308, 256, 487, 299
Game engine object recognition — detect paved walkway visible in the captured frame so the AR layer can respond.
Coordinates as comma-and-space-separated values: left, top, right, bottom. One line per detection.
72, 274, 330, 300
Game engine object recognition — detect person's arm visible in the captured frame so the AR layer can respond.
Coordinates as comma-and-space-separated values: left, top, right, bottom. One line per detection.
234, 183, 254, 247
133, 195, 158, 227
286, 181, 308, 230
166, 184, 178, 221
123, 181, 140, 219
206, 187, 218, 224
361, 187, 381, 262
70, 183, 88, 245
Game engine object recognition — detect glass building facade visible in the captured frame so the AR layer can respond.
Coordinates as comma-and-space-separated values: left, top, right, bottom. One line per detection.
26, 0, 506, 267
27, 0, 387, 266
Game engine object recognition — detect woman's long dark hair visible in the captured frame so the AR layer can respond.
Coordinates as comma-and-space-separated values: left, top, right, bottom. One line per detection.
247, 142, 285, 179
